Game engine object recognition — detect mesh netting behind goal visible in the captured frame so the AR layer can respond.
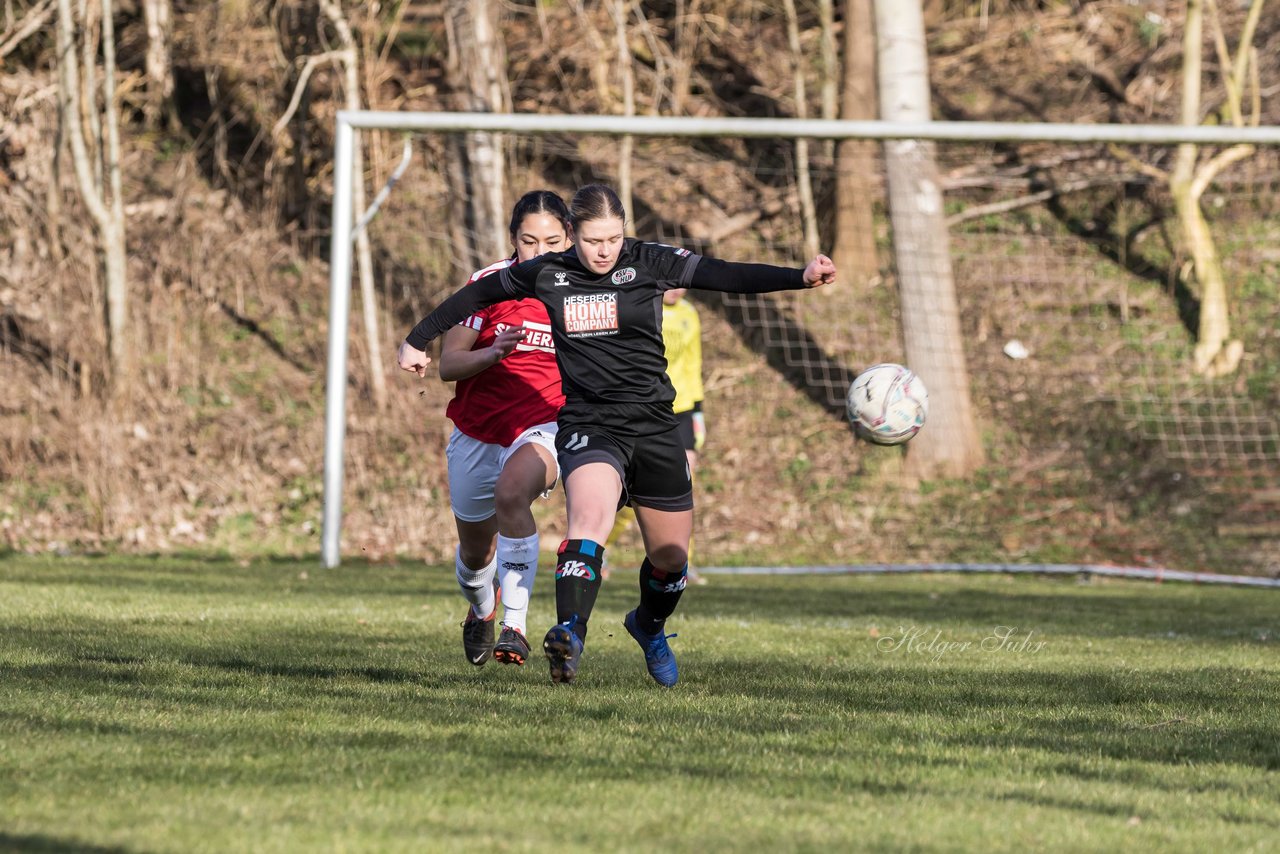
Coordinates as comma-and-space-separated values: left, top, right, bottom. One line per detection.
359, 128, 1280, 574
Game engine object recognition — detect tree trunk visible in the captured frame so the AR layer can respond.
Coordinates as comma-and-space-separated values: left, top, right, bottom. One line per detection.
835, 0, 879, 286
100, 0, 127, 391
445, 0, 509, 267
102, 216, 128, 387
141, 0, 174, 128
444, 136, 476, 284
782, 0, 820, 260
1171, 179, 1239, 376
48, 90, 65, 263
875, 0, 982, 479
1170, 0, 1247, 377
80, 0, 103, 192
320, 0, 388, 411
56, 0, 129, 395
569, 0, 612, 109
614, 0, 635, 236
819, 0, 838, 122
818, 0, 838, 168
670, 0, 698, 114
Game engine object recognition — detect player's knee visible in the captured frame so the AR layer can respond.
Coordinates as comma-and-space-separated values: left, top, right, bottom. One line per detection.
459, 544, 493, 569
457, 532, 496, 569
492, 484, 522, 521
645, 542, 688, 573
493, 480, 536, 525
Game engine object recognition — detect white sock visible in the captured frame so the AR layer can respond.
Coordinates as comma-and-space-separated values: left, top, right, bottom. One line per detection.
456, 549, 497, 619
497, 532, 539, 635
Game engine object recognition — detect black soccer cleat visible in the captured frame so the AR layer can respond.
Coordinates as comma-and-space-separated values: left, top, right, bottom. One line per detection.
542, 619, 584, 685
460, 587, 500, 666
493, 623, 531, 666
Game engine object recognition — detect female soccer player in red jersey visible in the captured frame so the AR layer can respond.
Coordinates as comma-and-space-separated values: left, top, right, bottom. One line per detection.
399, 190, 570, 668
399, 185, 836, 686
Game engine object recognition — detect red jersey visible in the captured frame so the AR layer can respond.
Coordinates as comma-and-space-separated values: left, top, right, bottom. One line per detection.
444, 258, 565, 446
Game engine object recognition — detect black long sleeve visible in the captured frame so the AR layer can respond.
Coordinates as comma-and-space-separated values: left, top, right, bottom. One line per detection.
688, 257, 806, 293
404, 269, 514, 350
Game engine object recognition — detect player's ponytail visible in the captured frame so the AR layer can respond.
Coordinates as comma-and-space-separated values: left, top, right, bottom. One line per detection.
509, 190, 571, 239
569, 184, 625, 228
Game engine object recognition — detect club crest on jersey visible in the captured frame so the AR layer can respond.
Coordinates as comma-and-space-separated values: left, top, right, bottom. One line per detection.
556, 560, 597, 581
611, 267, 637, 285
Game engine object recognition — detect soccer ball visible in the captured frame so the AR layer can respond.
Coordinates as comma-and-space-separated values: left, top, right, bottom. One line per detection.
846, 363, 929, 445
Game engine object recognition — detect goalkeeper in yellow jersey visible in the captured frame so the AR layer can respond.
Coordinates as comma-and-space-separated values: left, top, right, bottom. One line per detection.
604, 287, 707, 584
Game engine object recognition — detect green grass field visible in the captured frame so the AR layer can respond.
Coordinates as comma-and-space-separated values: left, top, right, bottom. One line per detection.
1, 554, 1277, 853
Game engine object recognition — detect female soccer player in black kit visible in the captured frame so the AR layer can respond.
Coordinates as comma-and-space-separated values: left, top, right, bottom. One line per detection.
399, 185, 836, 687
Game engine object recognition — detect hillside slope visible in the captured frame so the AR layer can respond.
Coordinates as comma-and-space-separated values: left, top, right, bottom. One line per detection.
1, 1, 1278, 574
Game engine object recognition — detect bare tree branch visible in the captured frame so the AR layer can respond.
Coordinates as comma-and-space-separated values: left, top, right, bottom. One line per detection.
353, 135, 413, 241
1108, 144, 1170, 182
272, 50, 345, 139
0, 0, 53, 60
1189, 142, 1255, 199
946, 174, 1145, 226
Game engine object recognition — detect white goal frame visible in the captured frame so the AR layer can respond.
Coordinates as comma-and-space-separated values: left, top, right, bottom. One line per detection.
322, 111, 1280, 569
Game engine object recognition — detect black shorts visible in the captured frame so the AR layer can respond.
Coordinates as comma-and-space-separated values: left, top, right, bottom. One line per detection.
674, 409, 696, 453
555, 400, 693, 512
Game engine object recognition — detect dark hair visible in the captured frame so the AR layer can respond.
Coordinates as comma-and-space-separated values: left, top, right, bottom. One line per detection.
569, 184, 626, 228
509, 190, 571, 239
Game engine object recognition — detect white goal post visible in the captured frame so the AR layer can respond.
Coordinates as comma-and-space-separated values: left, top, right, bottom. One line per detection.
322, 111, 1280, 569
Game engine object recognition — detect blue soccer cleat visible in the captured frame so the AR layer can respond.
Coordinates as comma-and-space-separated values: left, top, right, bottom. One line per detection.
623, 609, 679, 687
542, 618, 584, 685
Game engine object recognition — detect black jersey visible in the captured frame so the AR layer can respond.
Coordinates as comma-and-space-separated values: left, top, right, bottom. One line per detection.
406, 238, 808, 406
505, 240, 699, 405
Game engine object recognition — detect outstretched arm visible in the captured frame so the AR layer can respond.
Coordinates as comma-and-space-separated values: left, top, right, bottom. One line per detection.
689, 254, 837, 294
403, 269, 514, 351
397, 270, 516, 378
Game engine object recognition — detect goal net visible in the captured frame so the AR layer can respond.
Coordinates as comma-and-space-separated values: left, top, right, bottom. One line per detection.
324, 113, 1280, 578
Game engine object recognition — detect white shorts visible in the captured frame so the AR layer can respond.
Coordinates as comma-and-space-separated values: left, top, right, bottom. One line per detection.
446, 422, 560, 522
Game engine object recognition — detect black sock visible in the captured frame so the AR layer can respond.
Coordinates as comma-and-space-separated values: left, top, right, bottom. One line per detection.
636, 558, 687, 635
555, 539, 604, 642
